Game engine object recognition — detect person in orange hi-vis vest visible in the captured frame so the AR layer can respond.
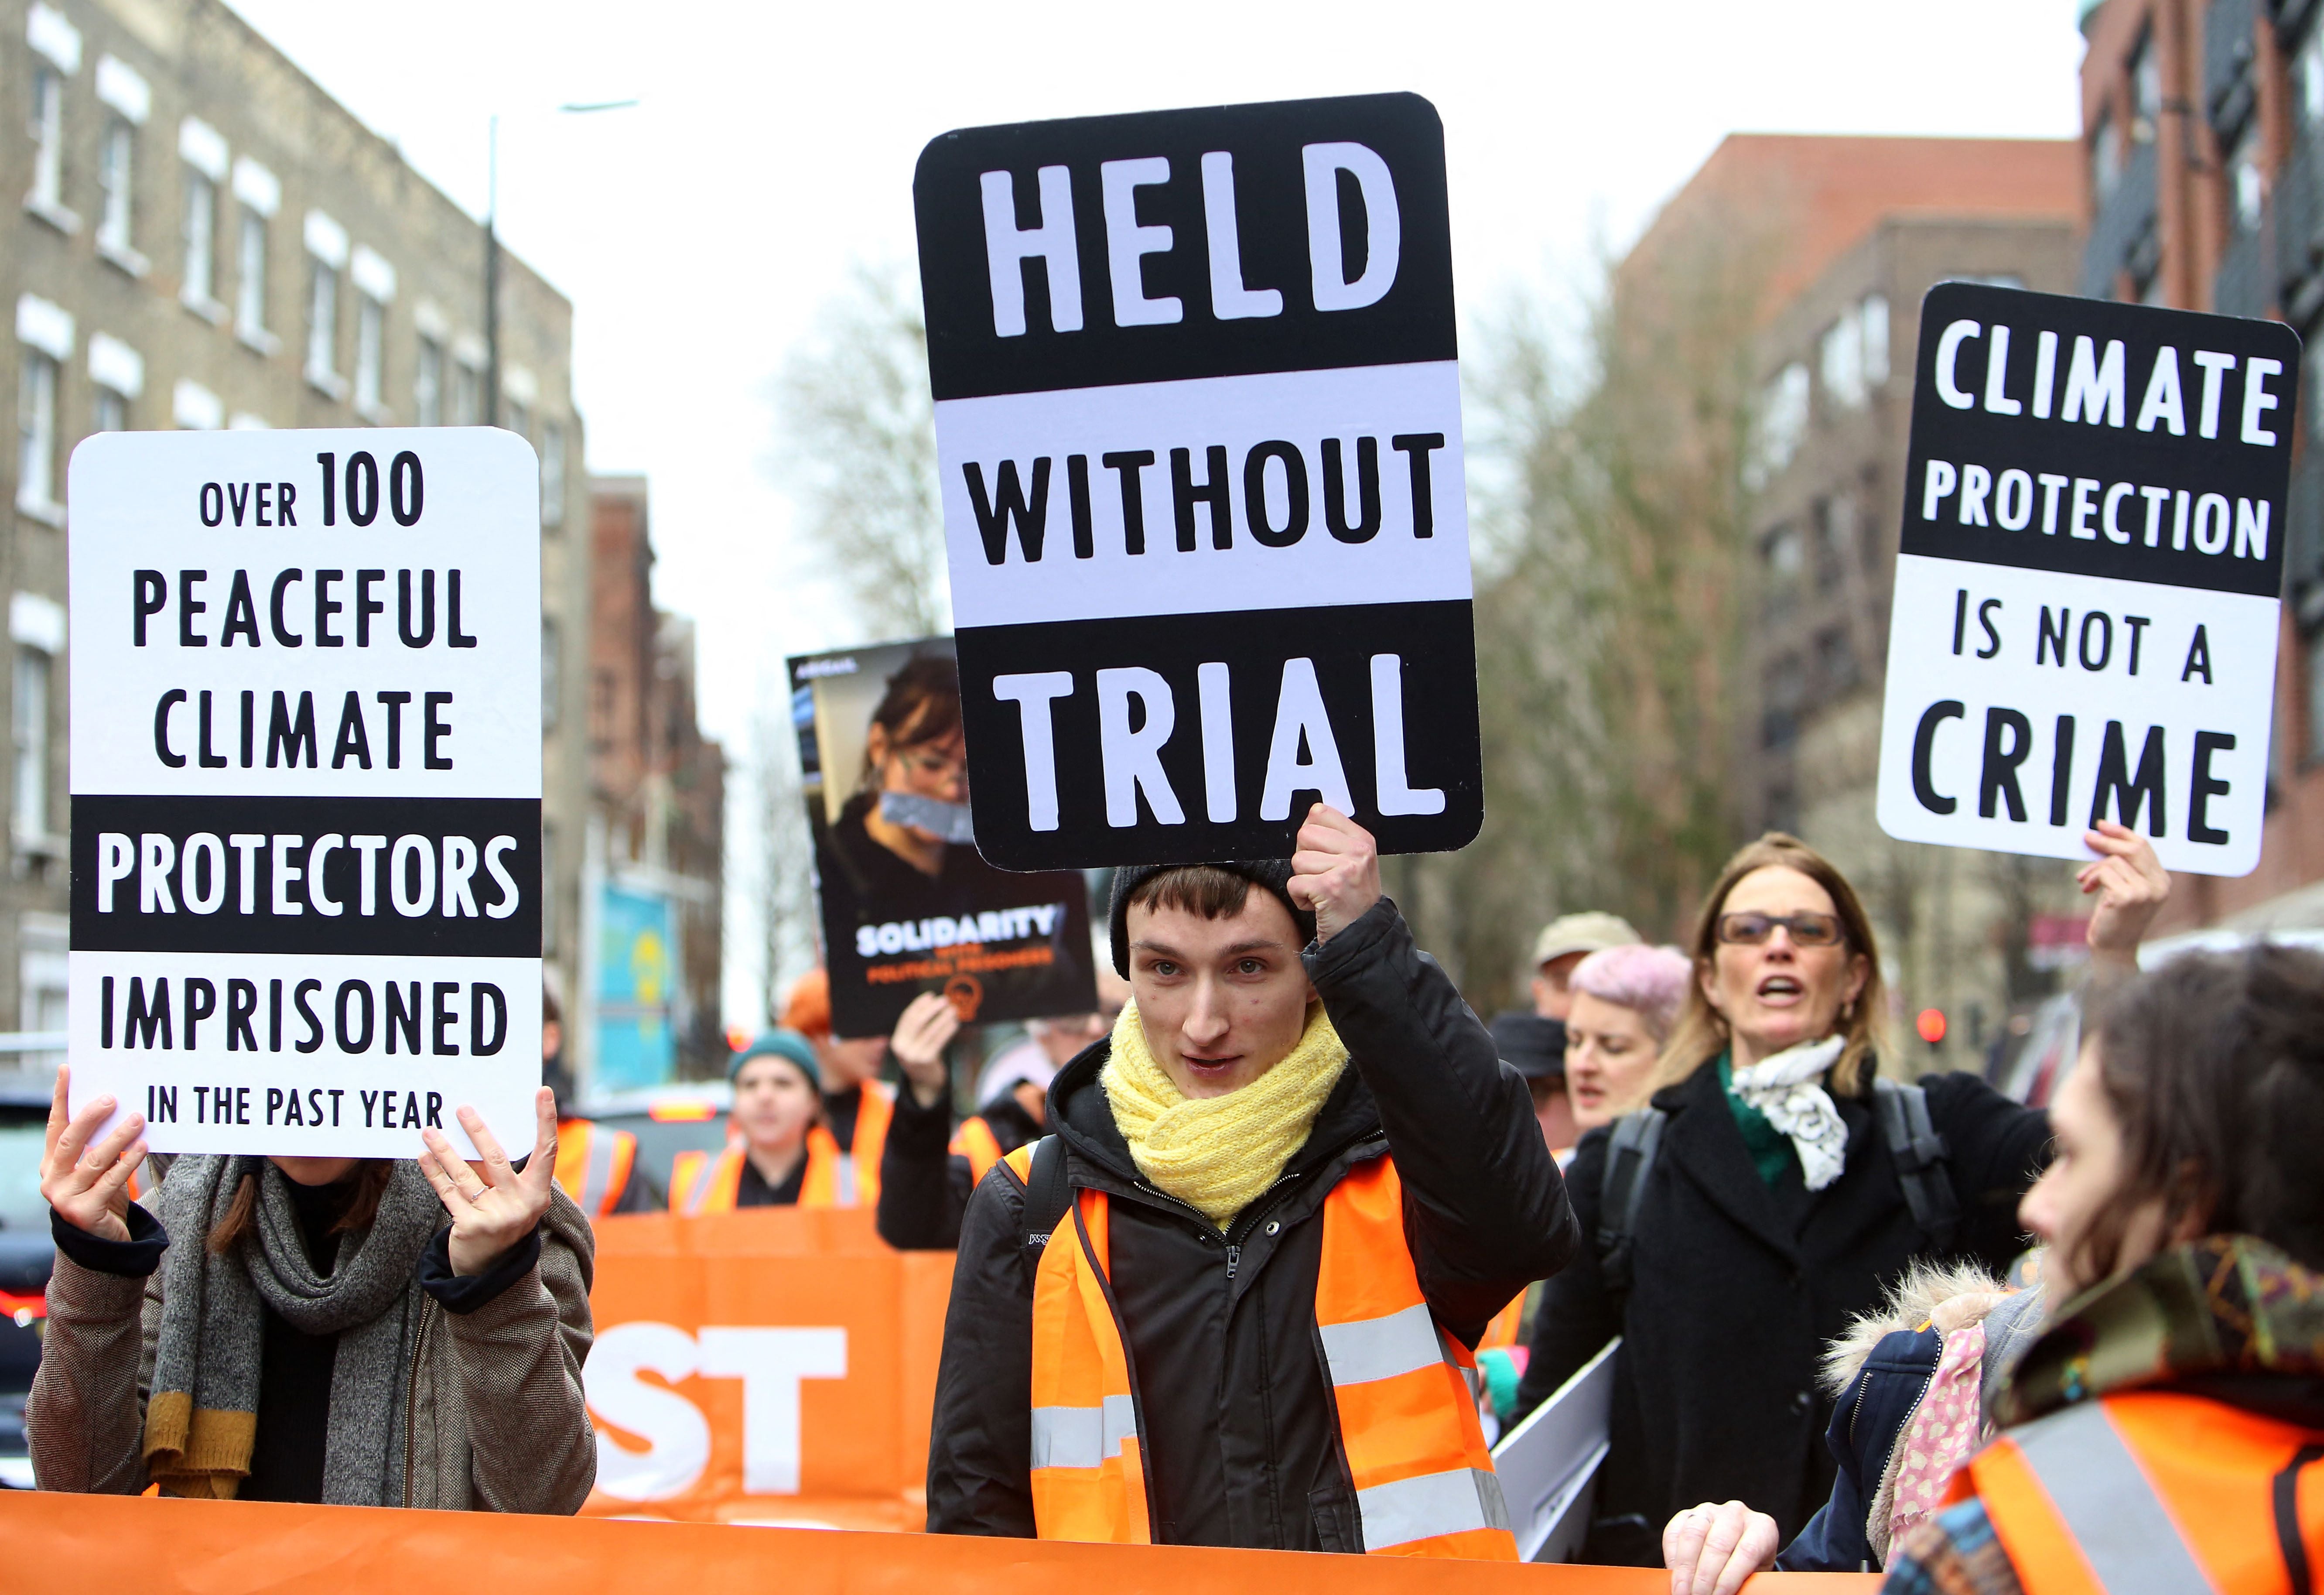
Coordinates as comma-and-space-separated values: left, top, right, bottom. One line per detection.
670, 1030, 850, 1212
783, 968, 896, 1207
1859, 946, 2324, 1595
924, 805, 1579, 1557
542, 986, 649, 1216
878, 965, 1128, 1252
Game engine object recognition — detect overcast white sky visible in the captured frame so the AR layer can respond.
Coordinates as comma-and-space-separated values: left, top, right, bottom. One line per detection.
224, 0, 2090, 1024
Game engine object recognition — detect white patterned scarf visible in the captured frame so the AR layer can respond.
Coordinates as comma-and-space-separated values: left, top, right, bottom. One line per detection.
1727, 1034, 1849, 1191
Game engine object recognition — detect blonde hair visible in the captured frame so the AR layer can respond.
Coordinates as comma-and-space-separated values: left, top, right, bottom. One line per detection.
1654, 832, 1887, 1097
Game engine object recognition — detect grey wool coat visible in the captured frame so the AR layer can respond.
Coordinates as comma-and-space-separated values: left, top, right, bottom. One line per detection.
27, 1184, 598, 1512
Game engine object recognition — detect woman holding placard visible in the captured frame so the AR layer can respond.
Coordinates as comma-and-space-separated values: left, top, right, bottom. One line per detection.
1512, 827, 2163, 1564
27, 1076, 595, 1509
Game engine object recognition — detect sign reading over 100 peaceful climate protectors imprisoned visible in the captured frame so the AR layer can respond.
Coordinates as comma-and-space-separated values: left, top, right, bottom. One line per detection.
914, 91, 1482, 871
67, 429, 543, 1157
1876, 283, 2300, 878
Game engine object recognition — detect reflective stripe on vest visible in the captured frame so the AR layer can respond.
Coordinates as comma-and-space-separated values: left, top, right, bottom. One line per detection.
951, 1116, 1006, 1184
556, 1119, 636, 1218
1968, 1390, 2324, 1595
1316, 1157, 1515, 1558
1024, 1152, 1516, 1559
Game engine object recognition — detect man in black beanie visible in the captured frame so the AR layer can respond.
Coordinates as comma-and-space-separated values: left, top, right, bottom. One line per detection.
925, 803, 1577, 1557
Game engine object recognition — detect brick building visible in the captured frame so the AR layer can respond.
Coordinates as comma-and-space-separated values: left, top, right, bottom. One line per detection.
1618, 136, 2088, 1061
582, 476, 724, 1090
0, 0, 594, 1057
2078, 0, 2324, 947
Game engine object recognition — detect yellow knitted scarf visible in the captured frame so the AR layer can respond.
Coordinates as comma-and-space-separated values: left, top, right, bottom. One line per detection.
1100, 997, 1350, 1227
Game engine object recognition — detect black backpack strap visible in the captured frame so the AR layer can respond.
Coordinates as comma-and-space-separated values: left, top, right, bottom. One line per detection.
1873, 1078, 1959, 1251
1016, 1134, 1073, 1256
1594, 1107, 1666, 1295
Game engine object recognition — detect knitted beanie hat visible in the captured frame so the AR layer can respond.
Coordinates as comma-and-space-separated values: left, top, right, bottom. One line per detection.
729, 1027, 822, 1091
1107, 861, 1318, 977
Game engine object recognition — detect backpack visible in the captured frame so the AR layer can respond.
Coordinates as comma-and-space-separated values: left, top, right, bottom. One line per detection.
1015, 1134, 1074, 1259
1596, 1076, 1959, 1293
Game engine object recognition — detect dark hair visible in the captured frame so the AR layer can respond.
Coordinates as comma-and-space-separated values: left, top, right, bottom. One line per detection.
858, 654, 963, 791
2081, 945, 2324, 1277
1658, 832, 1887, 1097
208, 1160, 394, 1255
1123, 865, 1255, 924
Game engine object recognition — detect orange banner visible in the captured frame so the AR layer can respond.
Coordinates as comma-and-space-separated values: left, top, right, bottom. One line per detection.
580, 1205, 953, 1531
0, 1489, 1881, 1592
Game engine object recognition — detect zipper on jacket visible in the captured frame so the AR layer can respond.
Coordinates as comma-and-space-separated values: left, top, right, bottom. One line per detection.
1225, 1243, 1241, 1281
403, 1303, 432, 1509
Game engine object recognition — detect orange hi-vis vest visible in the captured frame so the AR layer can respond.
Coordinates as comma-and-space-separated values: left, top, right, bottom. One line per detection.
1008, 1143, 1517, 1559
951, 1115, 1007, 1185
838, 1080, 895, 1205
553, 1118, 637, 1218
671, 1133, 848, 1213
1952, 1390, 2323, 1595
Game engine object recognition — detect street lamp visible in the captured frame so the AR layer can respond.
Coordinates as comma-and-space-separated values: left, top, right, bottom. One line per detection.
483, 99, 642, 426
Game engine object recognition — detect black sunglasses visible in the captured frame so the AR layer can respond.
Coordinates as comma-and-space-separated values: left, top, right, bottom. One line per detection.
1716, 910, 1845, 948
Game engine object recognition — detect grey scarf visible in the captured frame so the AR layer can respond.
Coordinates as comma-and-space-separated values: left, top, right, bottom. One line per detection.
146, 1156, 440, 1503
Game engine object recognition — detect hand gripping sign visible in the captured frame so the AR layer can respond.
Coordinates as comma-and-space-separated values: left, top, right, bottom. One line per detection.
67, 429, 542, 1156
1876, 284, 2300, 876
915, 92, 1483, 870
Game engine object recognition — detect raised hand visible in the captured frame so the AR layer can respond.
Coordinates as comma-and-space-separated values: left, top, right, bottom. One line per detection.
39, 1067, 146, 1241
419, 1087, 557, 1276
2079, 818, 2171, 972
891, 990, 961, 1109
1287, 803, 1382, 945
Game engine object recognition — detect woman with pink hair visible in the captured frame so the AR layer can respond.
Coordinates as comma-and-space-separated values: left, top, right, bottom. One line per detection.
1565, 943, 1693, 1131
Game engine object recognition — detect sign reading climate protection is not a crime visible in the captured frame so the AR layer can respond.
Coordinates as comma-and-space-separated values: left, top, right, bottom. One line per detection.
68, 429, 542, 1156
915, 92, 1481, 870
1876, 284, 2299, 876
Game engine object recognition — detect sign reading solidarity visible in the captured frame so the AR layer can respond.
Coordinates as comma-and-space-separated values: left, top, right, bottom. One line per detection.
68, 429, 543, 1155
914, 92, 1482, 870
1876, 284, 2299, 876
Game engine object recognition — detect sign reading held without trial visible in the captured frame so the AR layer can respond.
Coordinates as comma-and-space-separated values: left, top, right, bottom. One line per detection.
915, 92, 1481, 870
68, 429, 542, 1156
1876, 283, 2300, 876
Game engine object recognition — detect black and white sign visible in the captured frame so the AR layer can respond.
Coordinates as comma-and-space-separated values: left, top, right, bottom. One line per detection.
1876, 284, 2299, 877
915, 92, 1481, 870
789, 639, 1097, 1038
68, 429, 542, 1156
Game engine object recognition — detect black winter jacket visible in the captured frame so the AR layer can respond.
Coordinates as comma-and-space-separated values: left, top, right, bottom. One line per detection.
1510, 1060, 2050, 1564
878, 1086, 1042, 1251
923, 899, 1578, 1549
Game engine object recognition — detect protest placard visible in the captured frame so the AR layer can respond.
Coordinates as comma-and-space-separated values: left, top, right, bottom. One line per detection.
790, 639, 1097, 1037
66, 428, 542, 1155
1876, 283, 2299, 876
914, 92, 1481, 870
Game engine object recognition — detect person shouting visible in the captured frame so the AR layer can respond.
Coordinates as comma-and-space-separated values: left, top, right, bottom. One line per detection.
29, 1073, 594, 1508
925, 805, 1575, 1556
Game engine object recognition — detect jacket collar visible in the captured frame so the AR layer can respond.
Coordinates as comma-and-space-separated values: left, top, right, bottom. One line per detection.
1991, 1234, 2324, 1429
1046, 1030, 1385, 1216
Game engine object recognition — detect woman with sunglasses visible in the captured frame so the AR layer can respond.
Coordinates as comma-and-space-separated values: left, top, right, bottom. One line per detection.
1511, 824, 2164, 1566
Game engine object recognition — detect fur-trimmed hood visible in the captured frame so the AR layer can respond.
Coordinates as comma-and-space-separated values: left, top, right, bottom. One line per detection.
1818, 1259, 2025, 1397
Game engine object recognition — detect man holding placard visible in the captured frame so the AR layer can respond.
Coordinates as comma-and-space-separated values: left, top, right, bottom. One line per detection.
917, 95, 1570, 1557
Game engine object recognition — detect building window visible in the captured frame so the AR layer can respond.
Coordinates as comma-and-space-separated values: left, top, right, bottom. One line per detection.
1761, 654, 1805, 751
308, 260, 339, 385
13, 645, 49, 842
542, 616, 561, 730
1816, 626, 1859, 695
451, 358, 482, 426
97, 118, 135, 254
416, 336, 444, 425
505, 397, 531, 442
2231, 123, 2265, 236
1860, 295, 1890, 387
2129, 27, 2162, 133
1746, 362, 1810, 489
183, 171, 217, 305
237, 209, 270, 341
17, 354, 57, 512
355, 295, 385, 413
92, 386, 125, 432
2092, 110, 2121, 204
2301, 27, 2324, 131
540, 421, 567, 527
1820, 317, 1865, 411
591, 668, 618, 751
28, 65, 65, 216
